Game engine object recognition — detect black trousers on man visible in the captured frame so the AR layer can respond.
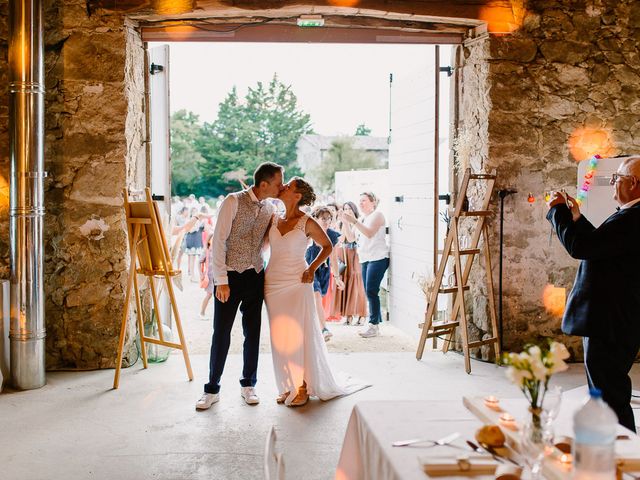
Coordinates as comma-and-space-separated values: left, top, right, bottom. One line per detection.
204, 269, 264, 395
584, 336, 639, 432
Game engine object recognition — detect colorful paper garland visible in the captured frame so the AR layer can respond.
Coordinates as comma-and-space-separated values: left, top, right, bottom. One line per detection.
575, 154, 601, 205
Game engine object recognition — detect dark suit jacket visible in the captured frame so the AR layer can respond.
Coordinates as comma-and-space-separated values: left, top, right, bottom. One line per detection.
546, 202, 640, 342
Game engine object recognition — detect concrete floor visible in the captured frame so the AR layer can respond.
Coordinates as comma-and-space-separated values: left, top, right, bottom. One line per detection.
2, 352, 639, 480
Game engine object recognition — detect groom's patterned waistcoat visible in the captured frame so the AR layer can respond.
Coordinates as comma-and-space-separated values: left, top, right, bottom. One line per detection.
226, 190, 274, 273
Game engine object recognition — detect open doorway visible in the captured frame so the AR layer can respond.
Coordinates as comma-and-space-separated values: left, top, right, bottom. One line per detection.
144, 30, 455, 358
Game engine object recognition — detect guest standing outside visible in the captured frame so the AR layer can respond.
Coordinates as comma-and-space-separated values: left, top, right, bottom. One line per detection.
335, 201, 368, 325
342, 192, 389, 338
184, 207, 205, 282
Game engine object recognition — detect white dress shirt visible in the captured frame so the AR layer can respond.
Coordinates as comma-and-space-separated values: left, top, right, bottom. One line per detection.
621, 197, 640, 209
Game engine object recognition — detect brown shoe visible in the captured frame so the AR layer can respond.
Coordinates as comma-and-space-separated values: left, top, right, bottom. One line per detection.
276, 392, 289, 404
289, 386, 309, 407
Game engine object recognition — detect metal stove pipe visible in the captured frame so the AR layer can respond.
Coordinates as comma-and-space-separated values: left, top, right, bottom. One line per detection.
9, 0, 46, 389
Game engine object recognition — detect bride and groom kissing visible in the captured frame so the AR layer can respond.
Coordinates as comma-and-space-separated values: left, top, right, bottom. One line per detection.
196, 162, 367, 410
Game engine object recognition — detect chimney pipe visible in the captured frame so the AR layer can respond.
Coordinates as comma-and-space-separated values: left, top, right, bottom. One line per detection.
9, 0, 46, 389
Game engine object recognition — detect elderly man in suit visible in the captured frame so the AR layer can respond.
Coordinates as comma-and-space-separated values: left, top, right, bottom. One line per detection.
547, 156, 640, 432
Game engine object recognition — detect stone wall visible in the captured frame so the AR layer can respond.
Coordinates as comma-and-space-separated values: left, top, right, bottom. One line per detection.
0, 1, 146, 369
456, 0, 640, 359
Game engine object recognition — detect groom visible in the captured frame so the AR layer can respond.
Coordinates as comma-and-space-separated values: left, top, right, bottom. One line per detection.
196, 162, 284, 410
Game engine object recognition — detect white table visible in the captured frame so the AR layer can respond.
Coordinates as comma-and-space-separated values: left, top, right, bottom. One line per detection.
336, 397, 640, 480
336, 400, 488, 480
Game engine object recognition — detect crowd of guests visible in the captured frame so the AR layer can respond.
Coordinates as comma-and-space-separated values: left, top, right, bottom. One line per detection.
170, 190, 390, 339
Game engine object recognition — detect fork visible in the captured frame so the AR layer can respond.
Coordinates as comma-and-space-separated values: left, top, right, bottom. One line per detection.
392, 432, 460, 448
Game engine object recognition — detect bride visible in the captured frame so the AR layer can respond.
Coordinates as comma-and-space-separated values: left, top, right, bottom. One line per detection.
265, 177, 369, 407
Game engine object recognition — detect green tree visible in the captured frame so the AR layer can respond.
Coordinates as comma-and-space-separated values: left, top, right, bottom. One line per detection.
195, 87, 250, 196
170, 110, 206, 196
310, 137, 386, 192
355, 123, 372, 136
195, 75, 313, 196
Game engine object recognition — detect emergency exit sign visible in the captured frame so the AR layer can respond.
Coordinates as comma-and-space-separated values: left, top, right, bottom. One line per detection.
297, 15, 324, 27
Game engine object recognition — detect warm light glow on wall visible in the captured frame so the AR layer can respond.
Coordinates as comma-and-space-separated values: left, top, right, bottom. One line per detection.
568, 127, 615, 162
0, 174, 9, 210
478, 5, 522, 33
151, 0, 195, 15
542, 284, 566, 318
327, 0, 360, 6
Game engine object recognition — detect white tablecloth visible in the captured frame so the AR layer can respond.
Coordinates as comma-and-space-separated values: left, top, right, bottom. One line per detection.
336, 395, 640, 480
336, 400, 484, 480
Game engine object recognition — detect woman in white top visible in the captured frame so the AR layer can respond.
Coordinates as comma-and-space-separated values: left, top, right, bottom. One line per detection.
342, 192, 389, 338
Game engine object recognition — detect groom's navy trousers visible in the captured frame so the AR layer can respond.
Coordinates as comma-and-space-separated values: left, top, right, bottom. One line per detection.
204, 269, 264, 394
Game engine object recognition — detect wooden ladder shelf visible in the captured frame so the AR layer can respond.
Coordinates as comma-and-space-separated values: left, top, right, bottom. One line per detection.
416, 168, 501, 373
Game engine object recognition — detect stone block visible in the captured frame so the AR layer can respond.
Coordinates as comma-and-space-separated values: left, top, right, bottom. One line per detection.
611, 113, 640, 131
540, 9, 574, 34
539, 40, 591, 64
629, 2, 640, 28
555, 65, 590, 86
540, 95, 578, 119
571, 12, 602, 35
591, 63, 611, 83
612, 65, 640, 84
602, 50, 625, 64
489, 37, 538, 63
62, 32, 126, 83
65, 281, 114, 307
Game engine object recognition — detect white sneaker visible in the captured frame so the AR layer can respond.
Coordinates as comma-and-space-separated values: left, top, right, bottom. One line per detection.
198, 313, 208, 321
195, 393, 219, 410
241, 386, 260, 405
359, 324, 379, 338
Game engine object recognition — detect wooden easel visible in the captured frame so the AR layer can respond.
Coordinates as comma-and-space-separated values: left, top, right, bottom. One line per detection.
113, 188, 193, 389
416, 169, 501, 373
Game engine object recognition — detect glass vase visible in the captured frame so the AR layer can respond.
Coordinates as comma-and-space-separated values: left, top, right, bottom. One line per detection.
521, 407, 546, 480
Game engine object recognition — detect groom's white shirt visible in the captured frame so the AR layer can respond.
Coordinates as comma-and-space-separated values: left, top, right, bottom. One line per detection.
211, 188, 263, 286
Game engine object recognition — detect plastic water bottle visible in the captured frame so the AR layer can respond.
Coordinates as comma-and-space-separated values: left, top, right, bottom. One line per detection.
572, 388, 617, 480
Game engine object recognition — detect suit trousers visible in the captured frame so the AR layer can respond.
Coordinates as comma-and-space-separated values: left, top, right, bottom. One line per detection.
204, 269, 264, 394
583, 336, 639, 432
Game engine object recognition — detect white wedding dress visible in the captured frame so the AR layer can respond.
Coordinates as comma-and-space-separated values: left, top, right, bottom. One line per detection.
265, 214, 369, 406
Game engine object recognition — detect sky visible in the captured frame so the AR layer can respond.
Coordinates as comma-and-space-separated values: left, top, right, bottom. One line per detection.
160, 42, 451, 138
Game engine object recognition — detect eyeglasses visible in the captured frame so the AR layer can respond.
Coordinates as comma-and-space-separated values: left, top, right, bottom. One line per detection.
610, 173, 638, 184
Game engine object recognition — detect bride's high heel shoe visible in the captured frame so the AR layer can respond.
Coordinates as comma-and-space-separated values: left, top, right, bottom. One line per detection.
289, 385, 309, 407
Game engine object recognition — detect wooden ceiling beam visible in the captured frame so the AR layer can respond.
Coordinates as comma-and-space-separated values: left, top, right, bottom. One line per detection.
141, 22, 466, 43
88, 0, 519, 33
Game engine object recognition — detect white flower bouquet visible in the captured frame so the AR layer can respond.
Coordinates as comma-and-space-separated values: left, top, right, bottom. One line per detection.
502, 341, 570, 414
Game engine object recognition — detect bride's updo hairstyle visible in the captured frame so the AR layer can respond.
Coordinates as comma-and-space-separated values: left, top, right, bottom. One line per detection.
292, 177, 316, 207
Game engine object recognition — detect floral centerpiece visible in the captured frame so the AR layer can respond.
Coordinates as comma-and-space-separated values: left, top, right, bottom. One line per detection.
502, 341, 570, 434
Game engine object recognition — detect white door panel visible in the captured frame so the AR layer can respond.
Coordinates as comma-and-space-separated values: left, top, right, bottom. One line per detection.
147, 44, 172, 329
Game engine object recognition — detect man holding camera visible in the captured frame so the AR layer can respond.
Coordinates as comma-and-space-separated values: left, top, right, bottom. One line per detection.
547, 156, 640, 431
